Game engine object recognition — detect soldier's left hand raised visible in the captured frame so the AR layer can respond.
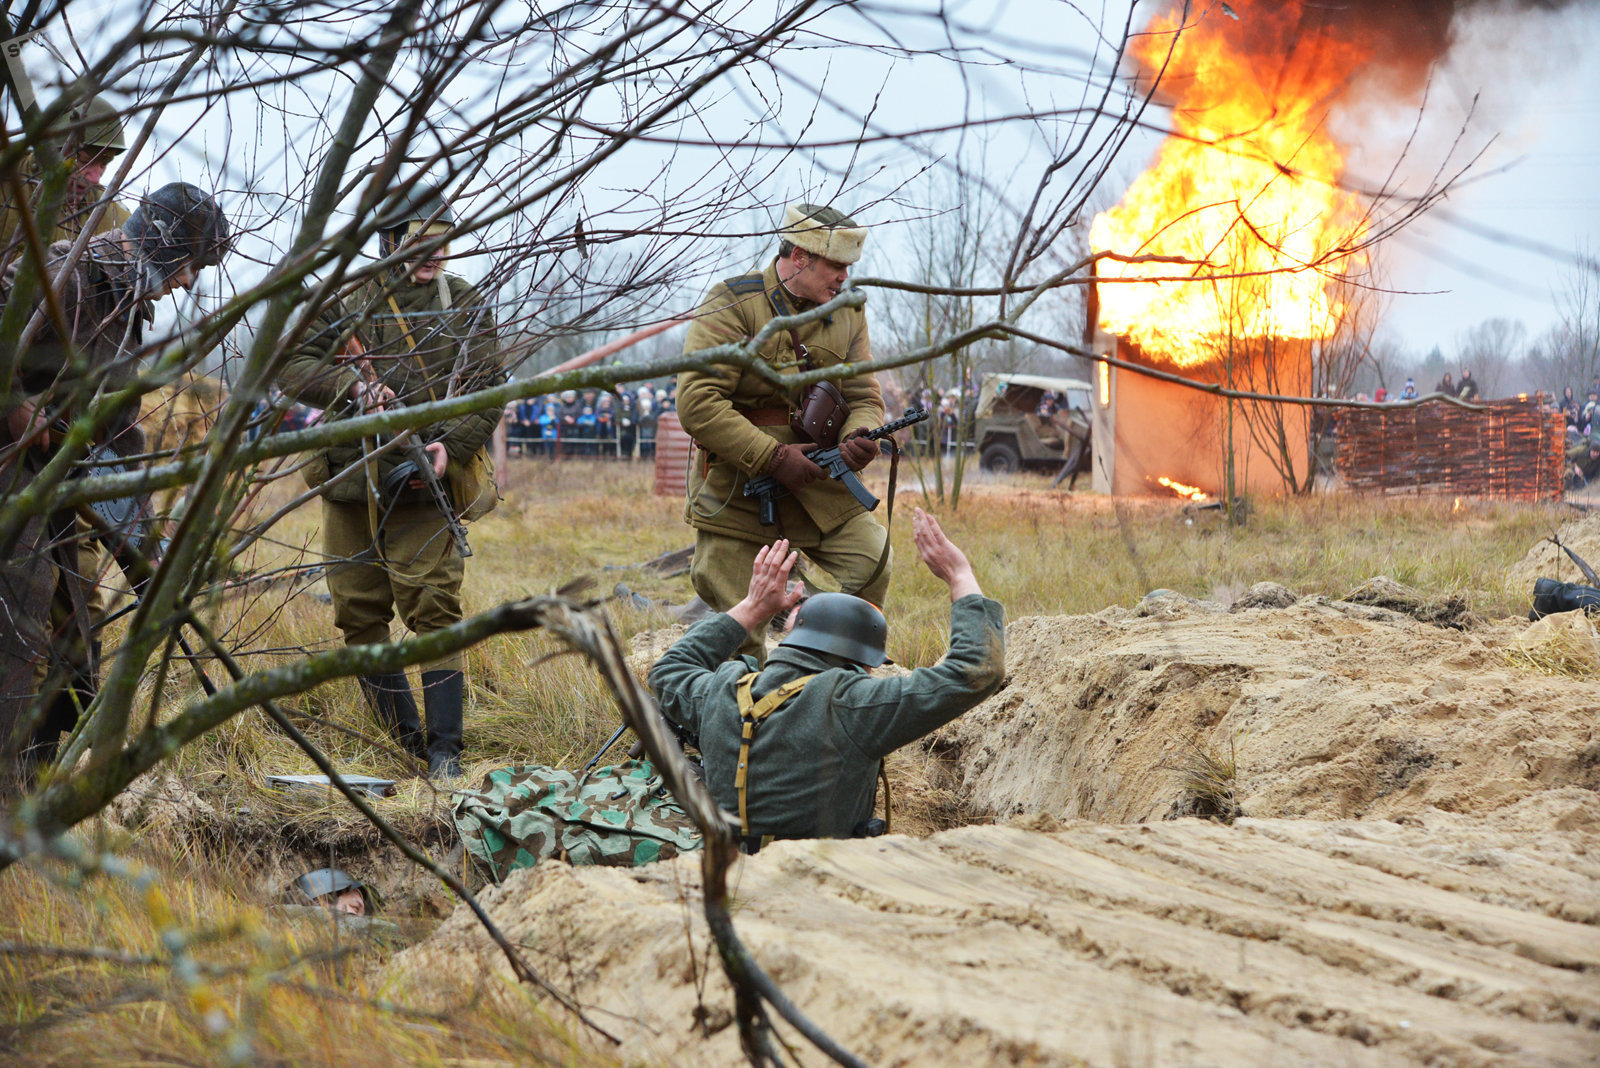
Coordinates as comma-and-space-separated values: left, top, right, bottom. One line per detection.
839, 429, 878, 471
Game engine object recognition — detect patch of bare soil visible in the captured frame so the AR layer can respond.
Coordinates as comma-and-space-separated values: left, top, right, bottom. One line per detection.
1508, 512, 1600, 593
389, 818, 1600, 1067
938, 593, 1599, 830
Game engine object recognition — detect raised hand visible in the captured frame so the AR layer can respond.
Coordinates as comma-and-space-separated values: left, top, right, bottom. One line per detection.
913, 507, 982, 600
727, 538, 805, 633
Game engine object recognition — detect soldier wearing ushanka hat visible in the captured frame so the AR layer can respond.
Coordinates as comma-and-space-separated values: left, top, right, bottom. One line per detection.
675, 202, 889, 664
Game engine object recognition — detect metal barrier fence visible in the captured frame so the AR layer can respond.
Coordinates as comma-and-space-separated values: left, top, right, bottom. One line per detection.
503, 419, 664, 460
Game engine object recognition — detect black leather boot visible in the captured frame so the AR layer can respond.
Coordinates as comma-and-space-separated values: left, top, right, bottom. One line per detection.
359, 673, 427, 763
421, 669, 464, 781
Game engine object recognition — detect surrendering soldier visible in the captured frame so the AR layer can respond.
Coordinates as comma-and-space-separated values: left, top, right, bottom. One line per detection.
647, 509, 1006, 853
675, 202, 889, 663
276, 184, 505, 782
0, 182, 231, 782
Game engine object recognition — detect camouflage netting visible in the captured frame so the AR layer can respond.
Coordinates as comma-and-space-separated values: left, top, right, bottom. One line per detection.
452, 759, 703, 882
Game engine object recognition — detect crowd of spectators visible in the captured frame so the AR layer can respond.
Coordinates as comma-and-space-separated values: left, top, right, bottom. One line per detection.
1559, 374, 1600, 489
503, 383, 677, 459
905, 385, 978, 455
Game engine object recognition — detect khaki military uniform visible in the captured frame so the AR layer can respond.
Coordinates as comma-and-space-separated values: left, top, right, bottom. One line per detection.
1, 231, 148, 764
277, 273, 504, 673
648, 593, 1006, 839
0, 156, 131, 267
677, 259, 889, 657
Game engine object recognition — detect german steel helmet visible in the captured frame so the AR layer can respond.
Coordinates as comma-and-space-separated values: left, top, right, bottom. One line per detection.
125, 182, 231, 275
289, 868, 365, 903
779, 592, 888, 667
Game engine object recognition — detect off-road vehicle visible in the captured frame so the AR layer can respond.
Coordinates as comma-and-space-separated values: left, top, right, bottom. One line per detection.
974, 373, 1092, 475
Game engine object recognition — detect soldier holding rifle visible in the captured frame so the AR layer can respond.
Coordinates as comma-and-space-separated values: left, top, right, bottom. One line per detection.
277, 185, 504, 781
677, 202, 890, 663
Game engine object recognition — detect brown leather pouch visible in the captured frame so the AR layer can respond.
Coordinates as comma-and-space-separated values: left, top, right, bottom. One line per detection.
791, 379, 850, 447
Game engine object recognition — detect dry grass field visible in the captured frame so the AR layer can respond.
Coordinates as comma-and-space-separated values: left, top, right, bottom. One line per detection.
1, 456, 1575, 1067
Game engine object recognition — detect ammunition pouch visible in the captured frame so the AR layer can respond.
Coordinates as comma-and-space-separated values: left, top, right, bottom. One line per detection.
790, 379, 849, 447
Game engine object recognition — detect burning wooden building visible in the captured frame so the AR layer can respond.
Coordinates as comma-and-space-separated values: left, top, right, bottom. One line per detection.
1080, 0, 1371, 499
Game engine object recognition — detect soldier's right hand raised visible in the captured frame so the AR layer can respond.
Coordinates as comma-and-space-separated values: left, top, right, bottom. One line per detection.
767, 442, 825, 492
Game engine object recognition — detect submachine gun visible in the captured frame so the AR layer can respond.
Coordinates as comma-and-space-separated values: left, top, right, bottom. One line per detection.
351, 343, 473, 559
742, 407, 929, 526
382, 425, 472, 558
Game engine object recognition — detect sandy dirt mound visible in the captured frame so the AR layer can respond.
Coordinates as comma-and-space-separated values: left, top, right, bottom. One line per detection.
389, 818, 1600, 1067
1508, 513, 1600, 593
936, 595, 1600, 830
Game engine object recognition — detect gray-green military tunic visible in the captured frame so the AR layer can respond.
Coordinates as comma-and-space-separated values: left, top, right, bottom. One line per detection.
646, 594, 1006, 839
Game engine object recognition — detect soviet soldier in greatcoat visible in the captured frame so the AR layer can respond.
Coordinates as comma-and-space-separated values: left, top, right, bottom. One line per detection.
648, 509, 1006, 852
676, 203, 888, 662
0, 96, 132, 262
276, 185, 505, 781
1, 182, 230, 781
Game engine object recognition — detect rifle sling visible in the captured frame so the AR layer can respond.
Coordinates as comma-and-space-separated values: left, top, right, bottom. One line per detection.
851, 435, 898, 597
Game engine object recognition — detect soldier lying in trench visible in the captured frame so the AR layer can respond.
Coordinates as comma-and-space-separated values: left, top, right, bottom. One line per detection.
647, 509, 1007, 854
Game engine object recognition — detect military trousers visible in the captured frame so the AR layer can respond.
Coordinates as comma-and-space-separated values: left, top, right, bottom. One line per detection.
38, 527, 110, 687
322, 497, 466, 673
690, 509, 891, 663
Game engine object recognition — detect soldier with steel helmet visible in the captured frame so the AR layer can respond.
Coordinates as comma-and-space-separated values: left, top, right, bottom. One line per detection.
276, 183, 505, 782
647, 508, 1005, 852
0, 95, 132, 261
676, 202, 893, 663
1, 182, 231, 780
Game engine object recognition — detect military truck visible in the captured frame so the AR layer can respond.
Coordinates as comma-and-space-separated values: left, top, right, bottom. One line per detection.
974, 373, 1093, 475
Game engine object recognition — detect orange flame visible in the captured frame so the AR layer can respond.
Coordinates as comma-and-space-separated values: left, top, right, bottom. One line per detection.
1091, 3, 1370, 367
1157, 475, 1209, 501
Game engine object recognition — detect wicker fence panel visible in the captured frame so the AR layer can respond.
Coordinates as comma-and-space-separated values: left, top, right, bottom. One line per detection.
1335, 394, 1565, 500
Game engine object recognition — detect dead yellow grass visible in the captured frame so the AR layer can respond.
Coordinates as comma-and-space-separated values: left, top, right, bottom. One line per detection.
0, 849, 612, 1068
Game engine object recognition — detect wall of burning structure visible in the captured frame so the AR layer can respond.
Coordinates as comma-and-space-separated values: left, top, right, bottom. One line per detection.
1088, 326, 1311, 499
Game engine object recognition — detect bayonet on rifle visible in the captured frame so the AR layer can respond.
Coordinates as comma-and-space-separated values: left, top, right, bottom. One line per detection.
743, 407, 929, 526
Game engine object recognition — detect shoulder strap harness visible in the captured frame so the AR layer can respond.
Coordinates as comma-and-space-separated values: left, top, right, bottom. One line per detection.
734, 670, 817, 835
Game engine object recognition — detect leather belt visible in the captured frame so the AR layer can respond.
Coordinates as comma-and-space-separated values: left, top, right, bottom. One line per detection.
734, 406, 790, 427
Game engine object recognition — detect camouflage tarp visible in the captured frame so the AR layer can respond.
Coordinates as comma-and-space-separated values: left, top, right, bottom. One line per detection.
452, 759, 703, 882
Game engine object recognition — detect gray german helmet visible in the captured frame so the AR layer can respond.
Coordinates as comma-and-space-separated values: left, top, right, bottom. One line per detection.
779, 592, 889, 667
124, 182, 231, 285
288, 868, 373, 908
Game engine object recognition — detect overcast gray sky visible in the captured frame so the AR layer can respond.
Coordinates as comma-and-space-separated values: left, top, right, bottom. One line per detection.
11, 0, 1598, 369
